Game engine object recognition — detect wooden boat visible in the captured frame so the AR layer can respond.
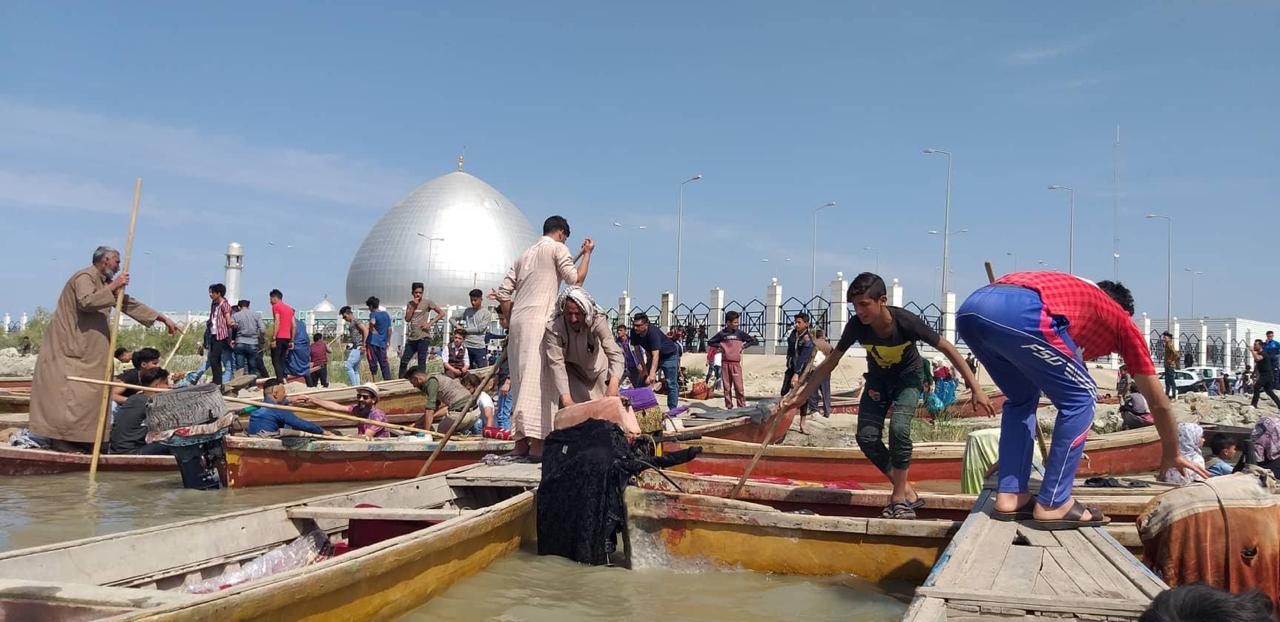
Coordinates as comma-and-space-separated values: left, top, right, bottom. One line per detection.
0, 445, 175, 476
0, 390, 29, 414
220, 436, 515, 488
0, 376, 31, 390
676, 404, 797, 444
828, 391, 1010, 418
0, 464, 536, 621
665, 425, 1164, 484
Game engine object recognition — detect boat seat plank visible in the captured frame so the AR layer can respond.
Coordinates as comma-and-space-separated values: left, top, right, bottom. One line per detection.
445, 463, 541, 487
0, 578, 200, 609
990, 545, 1042, 594
915, 587, 1149, 617
287, 507, 471, 522
952, 519, 1018, 590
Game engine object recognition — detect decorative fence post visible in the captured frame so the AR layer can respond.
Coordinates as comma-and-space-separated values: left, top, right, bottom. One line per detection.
618, 291, 631, 324
828, 272, 848, 340
19, 313, 28, 331
1224, 326, 1233, 371
943, 292, 957, 344
660, 292, 673, 329
763, 278, 782, 356
709, 288, 725, 335
0, 313, 8, 335
890, 278, 904, 307
1198, 319, 1208, 367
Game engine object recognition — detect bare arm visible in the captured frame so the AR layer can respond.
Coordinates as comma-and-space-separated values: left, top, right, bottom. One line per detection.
574, 239, 594, 286
935, 339, 995, 416
1134, 374, 1210, 480
291, 395, 346, 412
427, 304, 445, 328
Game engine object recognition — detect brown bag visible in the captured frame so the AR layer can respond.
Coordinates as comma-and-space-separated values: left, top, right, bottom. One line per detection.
688, 381, 711, 401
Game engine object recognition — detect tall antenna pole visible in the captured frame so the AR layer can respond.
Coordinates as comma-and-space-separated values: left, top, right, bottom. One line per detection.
1112, 125, 1120, 280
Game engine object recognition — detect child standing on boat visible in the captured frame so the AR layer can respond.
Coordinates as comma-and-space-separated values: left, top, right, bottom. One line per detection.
954, 271, 1207, 530
781, 273, 992, 519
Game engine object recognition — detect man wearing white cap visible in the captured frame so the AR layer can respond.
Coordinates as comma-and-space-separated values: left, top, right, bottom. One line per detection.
293, 382, 389, 440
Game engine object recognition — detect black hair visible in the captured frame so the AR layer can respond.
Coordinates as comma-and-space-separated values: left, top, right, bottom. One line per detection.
312, 333, 323, 342
616, 324, 628, 332
1096, 280, 1135, 316
794, 312, 810, 324
1209, 433, 1237, 456
847, 272, 887, 301
404, 365, 426, 378
543, 215, 571, 237
1163, 331, 1174, 338
366, 296, 380, 309
339, 305, 353, 316
209, 283, 227, 297
114, 347, 131, 359
725, 310, 741, 322
238, 299, 250, 308
411, 282, 424, 292
633, 312, 650, 324
1139, 582, 1273, 622
139, 367, 169, 386
132, 347, 161, 368
263, 378, 284, 391
453, 328, 466, 336
469, 288, 483, 299
269, 289, 283, 300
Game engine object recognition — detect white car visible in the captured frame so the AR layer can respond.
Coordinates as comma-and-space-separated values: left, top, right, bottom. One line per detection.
1182, 366, 1225, 382
1158, 369, 1207, 395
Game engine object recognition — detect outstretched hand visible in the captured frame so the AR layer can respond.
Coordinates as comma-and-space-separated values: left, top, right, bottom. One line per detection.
970, 390, 997, 418
1159, 454, 1211, 482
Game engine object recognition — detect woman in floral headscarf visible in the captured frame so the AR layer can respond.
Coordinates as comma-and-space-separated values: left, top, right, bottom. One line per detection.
540, 286, 625, 422
1163, 421, 1207, 485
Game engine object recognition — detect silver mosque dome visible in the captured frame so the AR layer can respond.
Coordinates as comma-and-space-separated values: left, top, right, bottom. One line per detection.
345, 169, 539, 308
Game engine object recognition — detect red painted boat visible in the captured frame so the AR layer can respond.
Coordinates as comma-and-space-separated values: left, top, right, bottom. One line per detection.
828, 392, 1122, 417
0, 377, 31, 391
0, 445, 175, 475
0, 391, 30, 414
679, 406, 798, 444
665, 425, 1163, 484
220, 436, 515, 487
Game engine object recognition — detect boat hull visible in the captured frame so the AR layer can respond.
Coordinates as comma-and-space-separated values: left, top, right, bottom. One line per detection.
0, 446, 175, 475
667, 426, 1163, 484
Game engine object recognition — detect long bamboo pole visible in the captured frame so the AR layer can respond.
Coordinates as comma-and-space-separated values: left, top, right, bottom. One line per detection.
67, 376, 444, 438
88, 178, 143, 480
161, 321, 193, 369
415, 340, 508, 477
728, 347, 817, 499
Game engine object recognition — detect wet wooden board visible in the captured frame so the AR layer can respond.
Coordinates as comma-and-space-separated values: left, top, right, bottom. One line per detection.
445, 462, 542, 488
904, 487, 1165, 621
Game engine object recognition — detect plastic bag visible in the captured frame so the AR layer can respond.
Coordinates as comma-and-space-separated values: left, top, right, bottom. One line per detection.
926, 392, 945, 415
184, 529, 328, 594
935, 378, 957, 407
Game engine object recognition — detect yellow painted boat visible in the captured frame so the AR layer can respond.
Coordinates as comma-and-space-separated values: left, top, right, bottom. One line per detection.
0, 464, 536, 620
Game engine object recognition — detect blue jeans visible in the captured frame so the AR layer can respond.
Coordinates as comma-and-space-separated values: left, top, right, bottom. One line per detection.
368, 344, 392, 381
957, 285, 1097, 509
399, 339, 428, 378
345, 346, 364, 385
233, 343, 268, 378
660, 355, 680, 409
466, 347, 489, 370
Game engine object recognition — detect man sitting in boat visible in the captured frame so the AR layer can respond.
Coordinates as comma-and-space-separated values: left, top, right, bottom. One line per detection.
293, 382, 389, 440
542, 286, 623, 418
245, 378, 324, 436
405, 366, 475, 431
108, 367, 172, 455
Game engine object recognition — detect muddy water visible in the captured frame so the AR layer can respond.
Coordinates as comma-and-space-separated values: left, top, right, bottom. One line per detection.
2, 471, 908, 621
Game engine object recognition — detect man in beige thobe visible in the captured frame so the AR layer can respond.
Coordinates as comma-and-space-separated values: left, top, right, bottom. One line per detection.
493, 215, 593, 458
30, 246, 179, 449
543, 287, 624, 417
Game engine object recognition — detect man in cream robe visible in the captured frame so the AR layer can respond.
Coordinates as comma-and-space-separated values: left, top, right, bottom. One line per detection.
543, 287, 624, 417
30, 246, 178, 447
493, 216, 593, 457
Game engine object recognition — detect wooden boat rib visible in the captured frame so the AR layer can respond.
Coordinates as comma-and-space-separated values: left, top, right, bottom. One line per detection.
667, 425, 1163, 483
0, 464, 536, 621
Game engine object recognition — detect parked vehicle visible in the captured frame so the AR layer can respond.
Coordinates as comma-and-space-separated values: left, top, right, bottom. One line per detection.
1158, 369, 1207, 394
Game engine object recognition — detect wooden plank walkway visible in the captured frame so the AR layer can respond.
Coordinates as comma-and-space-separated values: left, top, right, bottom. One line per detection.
903, 489, 1165, 621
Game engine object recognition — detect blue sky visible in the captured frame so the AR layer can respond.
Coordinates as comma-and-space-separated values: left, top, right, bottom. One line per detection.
1, 2, 1276, 322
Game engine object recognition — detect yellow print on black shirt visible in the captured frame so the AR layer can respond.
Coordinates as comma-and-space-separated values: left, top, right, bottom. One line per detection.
868, 342, 909, 368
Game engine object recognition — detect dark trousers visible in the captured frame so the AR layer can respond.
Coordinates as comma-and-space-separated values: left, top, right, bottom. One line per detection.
233, 342, 268, 378
466, 346, 488, 370
271, 338, 292, 379
368, 344, 392, 381
307, 366, 329, 388
1252, 377, 1280, 411
399, 338, 429, 378
1164, 366, 1178, 398
208, 338, 230, 387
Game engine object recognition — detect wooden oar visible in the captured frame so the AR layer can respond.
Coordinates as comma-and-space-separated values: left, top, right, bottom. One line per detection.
161, 321, 194, 369
66, 376, 444, 438
983, 260, 1052, 464
415, 340, 508, 477
728, 349, 818, 499
89, 177, 142, 481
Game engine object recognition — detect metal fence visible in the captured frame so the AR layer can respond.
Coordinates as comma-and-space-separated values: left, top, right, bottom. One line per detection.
1179, 333, 1199, 368
1206, 335, 1225, 368
724, 299, 767, 340
778, 295, 830, 340
1232, 340, 1250, 370
313, 318, 340, 340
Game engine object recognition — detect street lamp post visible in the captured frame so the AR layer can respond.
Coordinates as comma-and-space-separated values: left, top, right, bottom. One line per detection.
1185, 268, 1204, 318
923, 148, 953, 305
1146, 213, 1173, 330
613, 222, 646, 295
675, 174, 702, 309
1047, 185, 1076, 274
811, 201, 837, 299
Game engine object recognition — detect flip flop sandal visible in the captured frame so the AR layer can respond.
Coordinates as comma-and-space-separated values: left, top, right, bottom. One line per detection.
908, 497, 926, 510
880, 502, 917, 519
991, 499, 1036, 522
1027, 501, 1109, 531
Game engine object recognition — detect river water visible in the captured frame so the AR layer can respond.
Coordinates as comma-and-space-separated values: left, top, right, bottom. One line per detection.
1, 471, 908, 621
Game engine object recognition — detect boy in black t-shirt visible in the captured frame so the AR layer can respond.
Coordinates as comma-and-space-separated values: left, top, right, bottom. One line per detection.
781, 272, 993, 518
